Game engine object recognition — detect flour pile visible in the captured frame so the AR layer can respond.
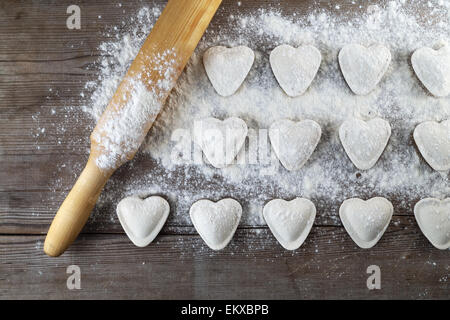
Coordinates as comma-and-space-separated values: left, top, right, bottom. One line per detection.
80, 1, 449, 228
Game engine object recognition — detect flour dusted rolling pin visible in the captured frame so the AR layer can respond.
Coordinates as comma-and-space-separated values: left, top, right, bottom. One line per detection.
44, 0, 222, 257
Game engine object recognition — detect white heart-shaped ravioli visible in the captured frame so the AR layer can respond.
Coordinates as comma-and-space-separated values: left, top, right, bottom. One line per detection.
203, 46, 255, 97
339, 44, 391, 95
414, 198, 450, 250
412, 44, 450, 97
190, 198, 242, 250
117, 196, 170, 247
339, 117, 391, 170
339, 197, 393, 249
413, 120, 450, 171
270, 44, 321, 97
193, 117, 248, 168
263, 198, 316, 250
269, 119, 321, 171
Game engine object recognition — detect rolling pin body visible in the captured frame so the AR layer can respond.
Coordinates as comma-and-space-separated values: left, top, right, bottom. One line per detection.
44, 0, 222, 257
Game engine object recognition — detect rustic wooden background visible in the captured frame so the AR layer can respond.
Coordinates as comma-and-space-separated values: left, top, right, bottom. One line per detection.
0, 0, 448, 299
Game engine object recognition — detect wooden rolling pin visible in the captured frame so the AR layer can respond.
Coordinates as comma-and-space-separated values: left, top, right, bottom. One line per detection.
44, 0, 222, 257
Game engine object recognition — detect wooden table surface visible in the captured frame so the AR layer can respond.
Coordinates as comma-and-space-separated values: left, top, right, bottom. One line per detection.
0, 0, 448, 299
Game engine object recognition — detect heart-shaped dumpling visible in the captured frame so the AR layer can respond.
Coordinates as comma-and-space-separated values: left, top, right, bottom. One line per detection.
414, 198, 450, 250
413, 120, 450, 171
269, 119, 321, 171
203, 46, 255, 97
116, 196, 170, 247
339, 197, 393, 249
270, 44, 322, 97
339, 117, 391, 170
339, 44, 391, 95
190, 198, 242, 250
193, 117, 248, 168
411, 44, 450, 97
263, 198, 316, 250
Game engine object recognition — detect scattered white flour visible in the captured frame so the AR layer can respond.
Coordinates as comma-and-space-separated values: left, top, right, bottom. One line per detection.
73, 1, 449, 230
82, 6, 163, 120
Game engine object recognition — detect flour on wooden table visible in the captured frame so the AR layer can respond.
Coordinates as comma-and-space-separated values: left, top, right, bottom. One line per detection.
68, 1, 450, 230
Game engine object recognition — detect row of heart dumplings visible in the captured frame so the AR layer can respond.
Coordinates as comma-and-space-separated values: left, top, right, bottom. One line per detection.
116, 196, 449, 251
192, 117, 450, 172
203, 43, 450, 97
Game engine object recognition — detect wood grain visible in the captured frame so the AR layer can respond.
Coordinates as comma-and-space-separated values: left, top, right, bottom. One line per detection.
1, 228, 448, 299
0, 0, 448, 298
0, 152, 421, 234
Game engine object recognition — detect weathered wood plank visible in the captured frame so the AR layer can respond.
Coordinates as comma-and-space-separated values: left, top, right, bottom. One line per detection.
0, 150, 421, 234
0, 0, 131, 60
0, 0, 448, 300
0, 195, 422, 234
0, 133, 426, 234
0, 227, 448, 299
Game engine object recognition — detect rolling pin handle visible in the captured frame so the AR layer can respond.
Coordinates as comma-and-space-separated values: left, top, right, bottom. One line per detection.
44, 157, 111, 257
